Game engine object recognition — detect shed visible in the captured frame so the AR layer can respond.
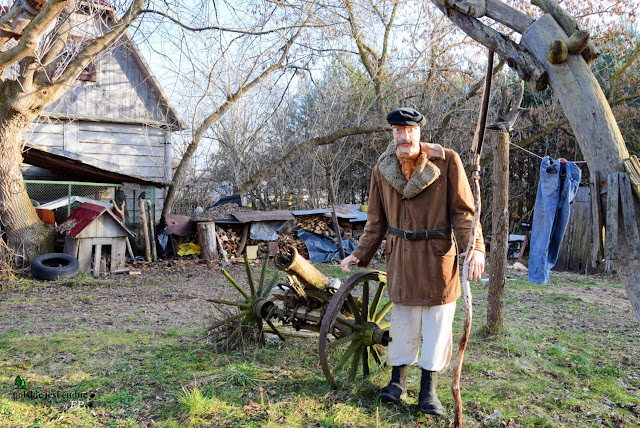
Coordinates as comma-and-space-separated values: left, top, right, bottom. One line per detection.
57, 203, 135, 276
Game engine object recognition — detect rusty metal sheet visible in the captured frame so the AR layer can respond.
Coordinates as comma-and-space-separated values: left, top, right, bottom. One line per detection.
232, 210, 295, 223
57, 202, 135, 237
165, 213, 194, 236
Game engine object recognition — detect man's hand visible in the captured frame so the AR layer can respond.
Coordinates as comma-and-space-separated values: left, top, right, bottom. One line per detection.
460, 250, 485, 281
341, 254, 360, 273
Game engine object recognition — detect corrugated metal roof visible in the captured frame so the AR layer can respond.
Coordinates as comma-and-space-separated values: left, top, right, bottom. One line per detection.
57, 202, 135, 238
232, 210, 295, 223
292, 208, 331, 216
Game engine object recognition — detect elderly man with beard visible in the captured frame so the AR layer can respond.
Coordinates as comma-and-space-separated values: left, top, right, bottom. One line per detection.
341, 108, 485, 415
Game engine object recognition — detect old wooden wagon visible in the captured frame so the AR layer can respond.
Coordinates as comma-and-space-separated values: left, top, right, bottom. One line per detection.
211, 245, 391, 388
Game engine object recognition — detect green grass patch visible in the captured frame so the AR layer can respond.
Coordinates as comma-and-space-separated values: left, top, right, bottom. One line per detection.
1, 268, 638, 427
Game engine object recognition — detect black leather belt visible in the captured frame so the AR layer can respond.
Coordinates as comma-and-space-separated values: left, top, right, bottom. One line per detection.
387, 225, 451, 241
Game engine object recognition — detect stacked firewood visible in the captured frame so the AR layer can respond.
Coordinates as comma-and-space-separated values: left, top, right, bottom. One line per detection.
278, 234, 309, 259
296, 215, 337, 238
216, 226, 242, 255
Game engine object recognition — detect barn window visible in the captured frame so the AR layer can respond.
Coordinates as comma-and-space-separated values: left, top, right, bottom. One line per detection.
63, 35, 98, 82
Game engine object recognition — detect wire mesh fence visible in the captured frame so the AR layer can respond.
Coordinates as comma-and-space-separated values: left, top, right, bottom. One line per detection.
25, 180, 157, 250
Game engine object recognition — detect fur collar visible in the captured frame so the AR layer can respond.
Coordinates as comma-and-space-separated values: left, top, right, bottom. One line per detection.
378, 142, 445, 199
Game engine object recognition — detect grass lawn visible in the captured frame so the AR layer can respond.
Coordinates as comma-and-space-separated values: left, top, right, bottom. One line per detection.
0, 260, 638, 427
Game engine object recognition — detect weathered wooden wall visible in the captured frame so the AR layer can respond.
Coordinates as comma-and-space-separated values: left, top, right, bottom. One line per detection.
24, 120, 170, 182
554, 186, 598, 274
45, 42, 175, 126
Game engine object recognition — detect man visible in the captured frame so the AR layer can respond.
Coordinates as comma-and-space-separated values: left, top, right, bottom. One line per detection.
341, 107, 485, 415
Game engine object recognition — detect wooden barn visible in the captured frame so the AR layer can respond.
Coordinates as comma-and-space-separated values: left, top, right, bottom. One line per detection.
19, 1, 185, 225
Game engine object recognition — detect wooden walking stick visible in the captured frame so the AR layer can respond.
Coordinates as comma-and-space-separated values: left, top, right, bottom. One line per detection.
452, 49, 494, 427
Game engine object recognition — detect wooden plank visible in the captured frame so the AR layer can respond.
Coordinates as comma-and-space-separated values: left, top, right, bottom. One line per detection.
63, 238, 80, 258
85, 153, 163, 168
164, 132, 171, 181
605, 173, 619, 260
78, 122, 166, 137
116, 165, 166, 178
78, 141, 163, 155
555, 187, 591, 273
93, 244, 102, 277
27, 131, 65, 148
589, 175, 603, 268
30, 122, 65, 134
77, 130, 165, 146
77, 239, 93, 272
111, 238, 127, 271
619, 172, 640, 260
63, 121, 79, 153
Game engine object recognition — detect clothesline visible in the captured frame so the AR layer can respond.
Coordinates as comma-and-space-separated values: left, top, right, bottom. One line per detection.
508, 141, 588, 164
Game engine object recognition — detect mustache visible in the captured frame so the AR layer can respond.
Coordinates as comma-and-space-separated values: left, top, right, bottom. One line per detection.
396, 140, 412, 145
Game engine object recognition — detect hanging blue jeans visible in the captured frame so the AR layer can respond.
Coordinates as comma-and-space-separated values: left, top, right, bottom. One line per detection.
528, 156, 581, 284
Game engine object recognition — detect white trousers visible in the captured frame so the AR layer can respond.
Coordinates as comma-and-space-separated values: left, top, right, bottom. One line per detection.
387, 301, 456, 372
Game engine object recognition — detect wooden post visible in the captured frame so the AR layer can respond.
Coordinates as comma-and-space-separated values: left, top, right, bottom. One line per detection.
486, 130, 509, 334
147, 201, 157, 262
197, 222, 218, 261
138, 195, 151, 262
486, 79, 523, 335
325, 165, 346, 259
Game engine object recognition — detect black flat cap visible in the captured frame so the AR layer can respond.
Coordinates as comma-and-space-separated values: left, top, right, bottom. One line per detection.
386, 108, 426, 127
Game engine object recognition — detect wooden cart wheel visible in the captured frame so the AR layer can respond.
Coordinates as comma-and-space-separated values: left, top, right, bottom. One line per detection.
319, 270, 392, 389
207, 256, 282, 350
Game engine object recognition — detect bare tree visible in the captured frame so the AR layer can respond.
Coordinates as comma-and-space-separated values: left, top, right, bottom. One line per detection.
0, 0, 148, 260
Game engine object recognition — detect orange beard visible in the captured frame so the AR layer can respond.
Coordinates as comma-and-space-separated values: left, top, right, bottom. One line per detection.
397, 147, 421, 181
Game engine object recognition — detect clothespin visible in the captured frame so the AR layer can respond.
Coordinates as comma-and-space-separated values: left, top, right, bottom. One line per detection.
561, 158, 567, 164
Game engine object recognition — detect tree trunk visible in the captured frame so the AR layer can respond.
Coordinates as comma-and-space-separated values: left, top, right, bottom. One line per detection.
521, 14, 640, 322
487, 130, 509, 334
0, 114, 54, 261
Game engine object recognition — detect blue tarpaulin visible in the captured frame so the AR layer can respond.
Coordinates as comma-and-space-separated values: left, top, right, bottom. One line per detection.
297, 229, 357, 263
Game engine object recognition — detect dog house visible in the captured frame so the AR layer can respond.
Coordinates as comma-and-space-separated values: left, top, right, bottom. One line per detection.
57, 203, 135, 276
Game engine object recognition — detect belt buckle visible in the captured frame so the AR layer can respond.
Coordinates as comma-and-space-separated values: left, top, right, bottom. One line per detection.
403, 230, 409, 240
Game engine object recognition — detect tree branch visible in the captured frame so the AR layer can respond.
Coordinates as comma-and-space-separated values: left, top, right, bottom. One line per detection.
139, 8, 329, 35
431, 1, 548, 90
236, 125, 390, 196
431, 58, 505, 143
162, 26, 305, 216
42, 0, 147, 103
0, 0, 67, 73
608, 42, 640, 104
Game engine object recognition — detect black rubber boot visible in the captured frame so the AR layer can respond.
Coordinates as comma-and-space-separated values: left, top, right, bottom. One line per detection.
418, 369, 444, 415
379, 365, 407, 404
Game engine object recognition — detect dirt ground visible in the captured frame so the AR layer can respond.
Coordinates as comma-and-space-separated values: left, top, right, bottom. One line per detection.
0, 259, 633, 336
0, 258, 250, 335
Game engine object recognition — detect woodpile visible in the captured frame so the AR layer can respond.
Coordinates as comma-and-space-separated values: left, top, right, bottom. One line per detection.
200, 213, 365, 263
216, 225, 242, 255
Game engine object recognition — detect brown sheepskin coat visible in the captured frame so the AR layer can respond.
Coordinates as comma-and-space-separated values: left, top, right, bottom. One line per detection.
351, 142, 485, 306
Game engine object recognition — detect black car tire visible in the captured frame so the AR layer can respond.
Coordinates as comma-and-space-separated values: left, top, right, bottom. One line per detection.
31, 253, 80, 281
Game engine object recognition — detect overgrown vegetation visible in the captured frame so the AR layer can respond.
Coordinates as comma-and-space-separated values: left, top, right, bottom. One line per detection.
0, 265, 638, 427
